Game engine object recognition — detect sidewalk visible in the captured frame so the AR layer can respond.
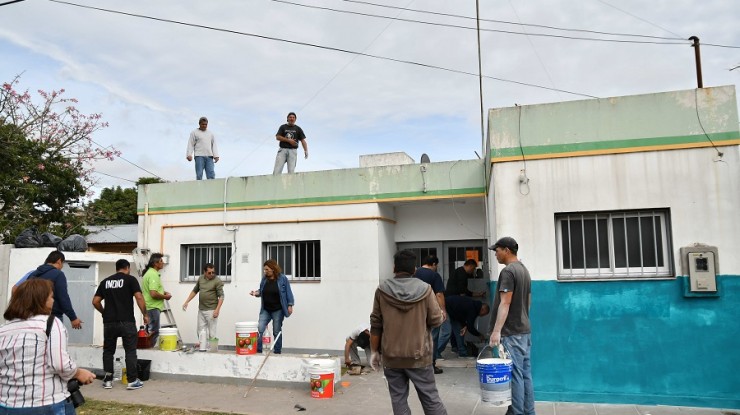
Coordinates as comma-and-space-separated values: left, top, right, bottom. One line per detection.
82, 366, 732, 415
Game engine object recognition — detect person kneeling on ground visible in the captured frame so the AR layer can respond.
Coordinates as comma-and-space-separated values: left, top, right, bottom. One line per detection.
344, 323, 371, 373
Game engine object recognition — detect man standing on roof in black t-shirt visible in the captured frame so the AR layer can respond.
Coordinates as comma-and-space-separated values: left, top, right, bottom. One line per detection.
273, 112, 309, 174
92, 259, 149, 390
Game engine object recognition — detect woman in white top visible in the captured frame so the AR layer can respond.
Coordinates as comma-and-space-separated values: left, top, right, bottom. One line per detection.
0, 279, 96, 414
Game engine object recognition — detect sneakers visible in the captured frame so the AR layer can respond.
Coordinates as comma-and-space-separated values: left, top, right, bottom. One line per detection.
102, 373, 113, 389
433, 366, 444, 375
126, 379, 144, 390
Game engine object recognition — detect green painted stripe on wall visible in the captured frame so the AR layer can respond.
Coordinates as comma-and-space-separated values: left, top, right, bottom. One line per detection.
490, 131, 739, 158
138, 187, 486, 214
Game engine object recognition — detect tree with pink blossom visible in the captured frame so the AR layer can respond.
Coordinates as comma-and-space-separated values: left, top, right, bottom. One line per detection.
0, 75, 119, 244
0, 74, 119, 192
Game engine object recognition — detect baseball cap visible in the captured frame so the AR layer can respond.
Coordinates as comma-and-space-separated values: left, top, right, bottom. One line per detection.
489, 237, 518, 252
199, 116, 208, 123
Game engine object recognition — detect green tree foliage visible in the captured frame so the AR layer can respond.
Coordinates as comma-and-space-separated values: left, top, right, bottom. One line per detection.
85, 177, 165, 225
137, 177, 165, 186
0, 123, 86, 243
85, 186, 138, 225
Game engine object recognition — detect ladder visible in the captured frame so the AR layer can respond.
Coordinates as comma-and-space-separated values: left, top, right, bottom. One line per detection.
132, 248, 183, 348
159, 301, 182, 346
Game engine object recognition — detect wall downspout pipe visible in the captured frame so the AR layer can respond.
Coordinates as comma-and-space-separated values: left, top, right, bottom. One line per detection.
224, 177, 239, 284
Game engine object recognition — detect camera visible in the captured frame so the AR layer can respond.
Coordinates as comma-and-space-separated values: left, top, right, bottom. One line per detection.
67, 379, 85, 408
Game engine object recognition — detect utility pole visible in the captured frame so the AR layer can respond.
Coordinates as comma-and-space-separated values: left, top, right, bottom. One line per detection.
689, 36, 703, 88
475, 0, 485, 154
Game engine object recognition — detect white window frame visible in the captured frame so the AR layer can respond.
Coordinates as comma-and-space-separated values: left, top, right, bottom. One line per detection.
180, 243, 232, 282
555, 209, 673, 280
264, 240, 321, 281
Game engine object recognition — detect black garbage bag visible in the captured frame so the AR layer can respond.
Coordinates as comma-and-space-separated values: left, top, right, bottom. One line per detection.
58, 234, 88, 252
15, 227, 43, 248
40, 232, 62, 247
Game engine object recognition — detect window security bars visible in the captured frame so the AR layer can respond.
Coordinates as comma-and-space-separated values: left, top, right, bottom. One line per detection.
181, 243, 232, 282
265, 241, 321, 281
556, 210, 672, 280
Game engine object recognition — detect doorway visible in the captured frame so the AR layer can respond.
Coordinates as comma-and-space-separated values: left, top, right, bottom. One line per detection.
397, 240, 492, 347
62, 261, 96, 345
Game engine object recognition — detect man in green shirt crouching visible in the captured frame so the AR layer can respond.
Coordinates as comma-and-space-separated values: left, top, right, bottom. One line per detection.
182, 263, 225, 351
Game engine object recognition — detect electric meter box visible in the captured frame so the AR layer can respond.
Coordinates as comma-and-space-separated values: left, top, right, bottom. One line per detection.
679, 245, 719, 297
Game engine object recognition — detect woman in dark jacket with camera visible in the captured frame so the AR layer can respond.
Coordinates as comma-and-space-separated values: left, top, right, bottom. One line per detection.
0, 279, 96, 414
249, 259, 295, 354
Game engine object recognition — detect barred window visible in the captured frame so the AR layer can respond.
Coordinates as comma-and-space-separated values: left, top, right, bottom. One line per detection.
180, 243, 232, 282
265, 241, 321, 281
556, 209, 673, 280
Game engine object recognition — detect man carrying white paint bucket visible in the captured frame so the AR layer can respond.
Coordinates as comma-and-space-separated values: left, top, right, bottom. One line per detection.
488, 237, 535, 415
370, 250, 448, 415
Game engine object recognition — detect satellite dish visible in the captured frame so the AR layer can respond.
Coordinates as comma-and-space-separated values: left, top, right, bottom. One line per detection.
420, 153, 430, 163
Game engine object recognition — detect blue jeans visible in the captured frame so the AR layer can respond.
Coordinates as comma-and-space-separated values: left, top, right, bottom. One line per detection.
502, 333, 535, 415
257, 309, 284, 353
0, 400, 75, 414
449, 319, 468, 357
147, 309, 161, 347
436, 319, 451, 359
194, 156, 215, 180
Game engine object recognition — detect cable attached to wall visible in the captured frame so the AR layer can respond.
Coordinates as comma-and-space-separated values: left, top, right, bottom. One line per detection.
693, 89, 725, 162
516, 104, 531, 195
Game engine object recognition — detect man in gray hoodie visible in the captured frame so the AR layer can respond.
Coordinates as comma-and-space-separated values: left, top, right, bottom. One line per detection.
370, 250, 447, 415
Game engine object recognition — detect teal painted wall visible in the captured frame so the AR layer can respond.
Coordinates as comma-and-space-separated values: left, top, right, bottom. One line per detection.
490, 275, 740, 409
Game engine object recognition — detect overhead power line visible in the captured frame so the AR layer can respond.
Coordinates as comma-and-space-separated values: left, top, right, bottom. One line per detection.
323, 0, 740, 49
332, 0, 684, 41
89, 138, 166, 180
92, 170, 138, 184
47, 0, 598, 98
0, 0, 26, 6
594, 0, 684, 39
271, 0, 690, 46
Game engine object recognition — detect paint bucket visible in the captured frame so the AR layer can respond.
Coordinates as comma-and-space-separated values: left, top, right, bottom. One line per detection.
159, 327, 179, 351
475, 345, 513, 406
308, 359, 335, 399
235, 322, 259, 355
476, 346, 513, 406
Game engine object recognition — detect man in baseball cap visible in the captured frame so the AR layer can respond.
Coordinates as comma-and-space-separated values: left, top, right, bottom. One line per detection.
488, 236, 534, 414
489, 236, 518, 254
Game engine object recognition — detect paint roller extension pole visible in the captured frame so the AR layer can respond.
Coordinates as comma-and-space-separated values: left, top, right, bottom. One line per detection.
243, 330, 282, 398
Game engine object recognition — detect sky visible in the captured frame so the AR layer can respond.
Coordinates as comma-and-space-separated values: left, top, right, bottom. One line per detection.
0, 0, 738, 197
